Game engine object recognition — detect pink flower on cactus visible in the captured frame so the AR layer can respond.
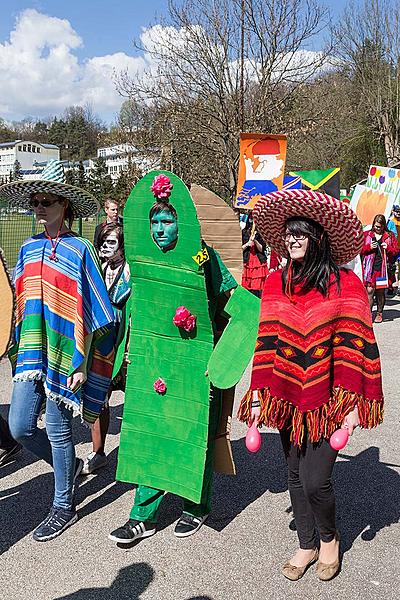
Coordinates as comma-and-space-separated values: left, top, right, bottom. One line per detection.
173, 306, 197, 332
151, 174, 173, 199
183, 314, 196, 332
173, 306, 191, 328
153, 378, 167, 394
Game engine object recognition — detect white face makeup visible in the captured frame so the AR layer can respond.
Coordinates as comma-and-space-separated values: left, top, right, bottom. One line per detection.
100, 232, 119, 259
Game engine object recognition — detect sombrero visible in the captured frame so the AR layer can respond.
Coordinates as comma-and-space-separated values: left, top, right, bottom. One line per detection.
0, 159, 98, 218
253, 188, 363, 265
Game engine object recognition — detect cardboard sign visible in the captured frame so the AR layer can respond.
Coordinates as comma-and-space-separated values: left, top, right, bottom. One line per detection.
190, 183, 243, 283
235, 133, 287, 209
0, 249, 14, 360
350, 184, 394, 229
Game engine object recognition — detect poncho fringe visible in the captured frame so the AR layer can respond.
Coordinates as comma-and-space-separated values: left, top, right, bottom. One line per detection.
238, 385, 384, 447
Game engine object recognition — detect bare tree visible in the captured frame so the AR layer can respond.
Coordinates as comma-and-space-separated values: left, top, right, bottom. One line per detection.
116, 0, 331, 200
333, 0, 400, 167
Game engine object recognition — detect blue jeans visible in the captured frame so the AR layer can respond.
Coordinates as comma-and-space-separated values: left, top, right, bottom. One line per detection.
9, 379, 75, 510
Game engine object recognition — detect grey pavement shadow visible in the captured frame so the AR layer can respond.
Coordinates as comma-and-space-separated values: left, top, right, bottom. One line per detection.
118, 431, 287, 535
334, 446, 400, 552
208, 431, 287, 531
0, 472, 53, 555
53, 563, 154, 600
75, 446, 133, 519
377, 309, 400, 322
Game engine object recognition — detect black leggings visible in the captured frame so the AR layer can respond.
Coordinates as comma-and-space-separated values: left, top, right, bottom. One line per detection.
280, 427, 338, 549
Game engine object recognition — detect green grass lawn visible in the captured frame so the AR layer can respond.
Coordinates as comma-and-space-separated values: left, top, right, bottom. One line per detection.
0, 211, 102, 268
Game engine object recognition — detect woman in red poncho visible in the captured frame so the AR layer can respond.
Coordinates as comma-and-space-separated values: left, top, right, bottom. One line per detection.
238, 189, 383, 582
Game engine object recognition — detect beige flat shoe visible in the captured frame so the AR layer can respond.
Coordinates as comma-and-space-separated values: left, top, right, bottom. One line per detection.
316, 532, 341, 581
282, 548, 319, 581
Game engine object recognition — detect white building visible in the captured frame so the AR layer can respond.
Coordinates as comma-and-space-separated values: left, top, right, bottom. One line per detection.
0, 140, 60, 180
96, 143, 160, 181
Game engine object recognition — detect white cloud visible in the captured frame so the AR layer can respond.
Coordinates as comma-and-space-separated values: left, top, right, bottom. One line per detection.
0, 9, 149, 121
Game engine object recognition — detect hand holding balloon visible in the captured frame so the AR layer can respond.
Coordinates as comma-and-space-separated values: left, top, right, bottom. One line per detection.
329, 427, 349, 451
246, 421, 261, 453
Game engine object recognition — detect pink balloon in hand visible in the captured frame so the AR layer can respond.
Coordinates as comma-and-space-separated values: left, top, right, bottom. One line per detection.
329, 427, 349, 451
246, 421, 261, 453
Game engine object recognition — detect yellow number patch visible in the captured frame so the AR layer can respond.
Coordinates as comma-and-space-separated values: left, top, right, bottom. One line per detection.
192, 248, 210, 267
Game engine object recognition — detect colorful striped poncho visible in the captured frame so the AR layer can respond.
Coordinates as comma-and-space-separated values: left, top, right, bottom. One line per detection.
10, 232, 115, 424
238, 268, 384, 446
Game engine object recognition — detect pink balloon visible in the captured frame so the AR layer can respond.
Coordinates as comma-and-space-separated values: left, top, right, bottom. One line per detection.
246, 422, 261, 453
330, 428, 349, 451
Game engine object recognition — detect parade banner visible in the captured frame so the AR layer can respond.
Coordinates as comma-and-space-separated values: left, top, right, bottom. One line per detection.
350, 184, 394, 229
235, 133, 287, 209
289, 168, 340, 199
282, 175, 302, 190
366, 165, 400, 204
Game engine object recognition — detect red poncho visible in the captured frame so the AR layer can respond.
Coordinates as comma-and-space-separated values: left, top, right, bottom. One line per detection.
238, 268, 384, 446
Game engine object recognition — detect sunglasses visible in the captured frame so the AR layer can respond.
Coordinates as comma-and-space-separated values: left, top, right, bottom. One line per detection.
29, 198, 58, 208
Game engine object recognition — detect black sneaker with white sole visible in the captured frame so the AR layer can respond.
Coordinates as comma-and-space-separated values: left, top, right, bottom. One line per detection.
32, 506, 78, 542
173, 513, 209, 537
0, 442, 23, 466
108, 519, 156, 544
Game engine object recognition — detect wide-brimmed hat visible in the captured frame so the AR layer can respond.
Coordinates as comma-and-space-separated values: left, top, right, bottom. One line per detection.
0, 159, 98, 218
253, 188, 363, 265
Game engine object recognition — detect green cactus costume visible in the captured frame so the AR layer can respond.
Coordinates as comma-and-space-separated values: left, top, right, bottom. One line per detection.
114, 171, 260, 529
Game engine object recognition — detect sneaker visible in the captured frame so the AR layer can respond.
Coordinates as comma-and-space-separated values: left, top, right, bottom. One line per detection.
74, 458, 84, 481
173, 513, 209, 538
81, 451, 107, 476
0, 442, 22, 466
374, 313, 383, 323
108, 519, 156, 544
32, 506, 78, 542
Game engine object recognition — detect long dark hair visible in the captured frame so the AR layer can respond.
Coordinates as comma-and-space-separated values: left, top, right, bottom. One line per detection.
372, 214, 388, 232
282, 217, 340, 297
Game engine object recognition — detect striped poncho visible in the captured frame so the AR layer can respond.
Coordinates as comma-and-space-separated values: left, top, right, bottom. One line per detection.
238, 268, 384, 446
10, 232, 115, 423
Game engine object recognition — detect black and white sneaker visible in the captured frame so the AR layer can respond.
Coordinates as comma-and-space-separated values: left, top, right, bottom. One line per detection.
108, 519, 156, 544
32, 506, 78, 542
173, 513, 209, 538
0, 442, 23, 466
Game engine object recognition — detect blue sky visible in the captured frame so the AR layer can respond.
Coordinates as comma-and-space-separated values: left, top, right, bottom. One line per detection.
0, 0, 350, 124
0, 0, 170, 61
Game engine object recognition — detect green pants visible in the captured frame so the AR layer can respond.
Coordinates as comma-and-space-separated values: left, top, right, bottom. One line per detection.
130, 388, 221, 523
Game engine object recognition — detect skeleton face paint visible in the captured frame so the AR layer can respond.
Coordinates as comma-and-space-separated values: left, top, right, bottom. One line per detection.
100, 231, 120, 259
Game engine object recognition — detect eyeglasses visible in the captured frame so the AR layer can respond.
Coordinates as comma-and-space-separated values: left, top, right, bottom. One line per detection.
282, 233, 308, 242
29, 198, 58, 208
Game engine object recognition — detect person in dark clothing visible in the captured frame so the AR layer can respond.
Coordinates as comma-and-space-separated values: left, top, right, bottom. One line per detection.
93, 199, 123, 250
241, 212, 268, 298
0, 415, 22, 465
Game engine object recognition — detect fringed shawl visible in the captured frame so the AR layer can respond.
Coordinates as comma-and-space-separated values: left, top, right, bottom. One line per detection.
361, 230, 398, 283
9, 233, 115, 424
238, 268, 383, 446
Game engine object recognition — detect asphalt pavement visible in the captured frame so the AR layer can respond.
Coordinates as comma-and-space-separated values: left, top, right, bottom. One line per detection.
0, 299, 399, 600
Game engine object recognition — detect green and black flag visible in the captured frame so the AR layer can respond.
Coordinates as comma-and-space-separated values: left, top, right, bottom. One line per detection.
289, 168, 340, 199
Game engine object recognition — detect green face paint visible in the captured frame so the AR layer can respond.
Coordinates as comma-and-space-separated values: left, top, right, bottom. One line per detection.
151, 210, 178, 250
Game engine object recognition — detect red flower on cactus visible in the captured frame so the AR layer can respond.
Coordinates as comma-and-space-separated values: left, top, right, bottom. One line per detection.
184, 314, 196, 332
173, 306, 197, 332
151, 174, 173, 199
153, 378, 167, 394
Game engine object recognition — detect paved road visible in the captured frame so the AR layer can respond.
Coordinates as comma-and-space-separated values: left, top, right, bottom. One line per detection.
1, 299, 399, 600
